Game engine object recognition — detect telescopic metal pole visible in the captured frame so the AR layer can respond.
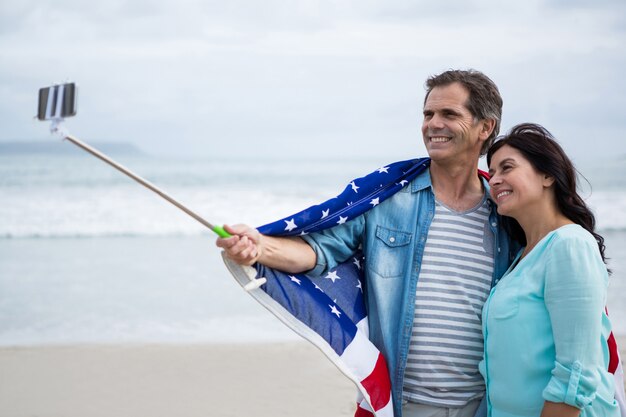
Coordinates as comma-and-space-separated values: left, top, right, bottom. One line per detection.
62, 133, 230, 238
47, 119, 268, 291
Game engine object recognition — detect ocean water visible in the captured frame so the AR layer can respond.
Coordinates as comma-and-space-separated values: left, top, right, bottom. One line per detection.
0, 151, 625, 345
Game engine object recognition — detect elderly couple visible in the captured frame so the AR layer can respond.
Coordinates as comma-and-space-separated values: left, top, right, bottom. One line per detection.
217, 69, 623, 417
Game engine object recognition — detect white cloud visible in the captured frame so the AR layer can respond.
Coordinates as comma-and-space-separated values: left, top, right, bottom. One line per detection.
0, 0, 624, 160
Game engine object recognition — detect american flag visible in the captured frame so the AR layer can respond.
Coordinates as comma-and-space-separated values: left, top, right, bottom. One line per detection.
253, 157, 430, 416
224, 157, 625, 417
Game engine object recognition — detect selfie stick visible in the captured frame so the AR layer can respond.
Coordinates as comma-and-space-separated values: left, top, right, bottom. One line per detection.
40, 83, 267, 291
63, 132, 231, 238
57, 131, 265, 290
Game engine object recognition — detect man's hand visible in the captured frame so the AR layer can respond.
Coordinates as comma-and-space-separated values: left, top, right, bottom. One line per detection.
215, 224, 262, 266
215, 224, 317, 273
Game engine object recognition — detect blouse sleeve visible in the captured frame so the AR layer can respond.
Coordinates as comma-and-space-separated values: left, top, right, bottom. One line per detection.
541, 232, 608, 408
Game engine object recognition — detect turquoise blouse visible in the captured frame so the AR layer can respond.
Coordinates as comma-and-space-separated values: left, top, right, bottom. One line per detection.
480, 224, 619, 417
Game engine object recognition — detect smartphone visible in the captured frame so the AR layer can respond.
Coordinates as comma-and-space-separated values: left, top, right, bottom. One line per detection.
37, 82, 77, 120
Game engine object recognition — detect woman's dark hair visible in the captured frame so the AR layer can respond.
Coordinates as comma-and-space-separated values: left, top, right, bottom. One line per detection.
487, 123, 609, 268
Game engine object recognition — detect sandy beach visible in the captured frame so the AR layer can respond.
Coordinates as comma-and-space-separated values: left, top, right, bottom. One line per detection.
1, 338, 624, 417
0, 342, 357, 417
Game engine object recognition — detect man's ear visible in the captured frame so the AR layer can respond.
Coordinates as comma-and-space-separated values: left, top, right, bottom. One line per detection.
479, 119, 496, 141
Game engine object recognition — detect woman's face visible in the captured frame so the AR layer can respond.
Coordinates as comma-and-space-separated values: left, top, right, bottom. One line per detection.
488, 144, 554, 219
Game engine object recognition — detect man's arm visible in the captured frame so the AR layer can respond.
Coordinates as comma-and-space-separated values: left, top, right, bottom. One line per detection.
215, 224, 316, 274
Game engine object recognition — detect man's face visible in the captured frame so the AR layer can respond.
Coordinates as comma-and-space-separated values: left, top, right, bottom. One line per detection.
421, 82, 488, 164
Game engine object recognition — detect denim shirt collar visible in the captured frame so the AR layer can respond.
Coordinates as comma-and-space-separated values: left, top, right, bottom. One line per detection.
411, 167, 494, 202
411, 168, 432, 192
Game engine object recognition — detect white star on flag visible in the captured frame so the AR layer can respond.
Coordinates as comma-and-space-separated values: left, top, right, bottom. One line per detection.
350, 181, 359, 193
325, 270, 341, 283
399, 180, 408, 186
337, 216, 348, 224
356, 281, 363, 292
378, 166, 389, 173
370, 197, 380, 206
329, 304, 342, 318
314, 283, 324, 292
289, 275, 301, 285
321, 209, 330, 219
284, 218, 297, 231
353, 258, 362, 270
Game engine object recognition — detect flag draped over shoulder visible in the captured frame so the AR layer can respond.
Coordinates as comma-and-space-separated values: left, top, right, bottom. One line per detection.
223, 157, 625, 417
254, 157, 431, 417
257, 158, 431, 237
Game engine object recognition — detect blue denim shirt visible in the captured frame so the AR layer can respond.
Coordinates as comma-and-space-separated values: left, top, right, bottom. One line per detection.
302, 168, 516, 417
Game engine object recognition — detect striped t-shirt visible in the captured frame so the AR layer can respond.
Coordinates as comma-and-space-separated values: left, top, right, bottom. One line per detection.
403, 195, 494, 407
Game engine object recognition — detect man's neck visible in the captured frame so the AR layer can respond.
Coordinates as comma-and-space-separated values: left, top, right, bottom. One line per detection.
429, 159, 484, 212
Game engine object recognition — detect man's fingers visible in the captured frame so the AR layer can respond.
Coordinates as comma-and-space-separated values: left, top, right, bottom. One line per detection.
224, 224, 246, 236
225, 224, 256, 237
239, 240, 258, 259
215, 234, 239, 249
215, 224, 261, 266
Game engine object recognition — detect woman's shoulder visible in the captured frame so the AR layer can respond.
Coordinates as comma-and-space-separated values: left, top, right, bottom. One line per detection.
543, 224, 607, 276
546, 224, 597, 249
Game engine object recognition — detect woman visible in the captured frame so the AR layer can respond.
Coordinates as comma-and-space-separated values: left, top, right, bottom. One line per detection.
480, 123, 619, 417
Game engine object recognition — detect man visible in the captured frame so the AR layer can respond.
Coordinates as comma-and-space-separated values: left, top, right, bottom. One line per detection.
217, 69, 515, 417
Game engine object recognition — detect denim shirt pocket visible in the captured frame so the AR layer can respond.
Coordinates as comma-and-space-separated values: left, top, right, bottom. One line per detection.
367, 225, 413, 279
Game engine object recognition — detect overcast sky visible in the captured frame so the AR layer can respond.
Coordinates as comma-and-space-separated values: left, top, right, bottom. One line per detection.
1, 0, 624, 162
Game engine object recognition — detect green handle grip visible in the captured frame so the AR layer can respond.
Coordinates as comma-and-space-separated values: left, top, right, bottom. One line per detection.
212, 225, 232, 238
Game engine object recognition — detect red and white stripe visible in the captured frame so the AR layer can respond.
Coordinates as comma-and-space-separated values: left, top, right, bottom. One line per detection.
339, 322, 393, 417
